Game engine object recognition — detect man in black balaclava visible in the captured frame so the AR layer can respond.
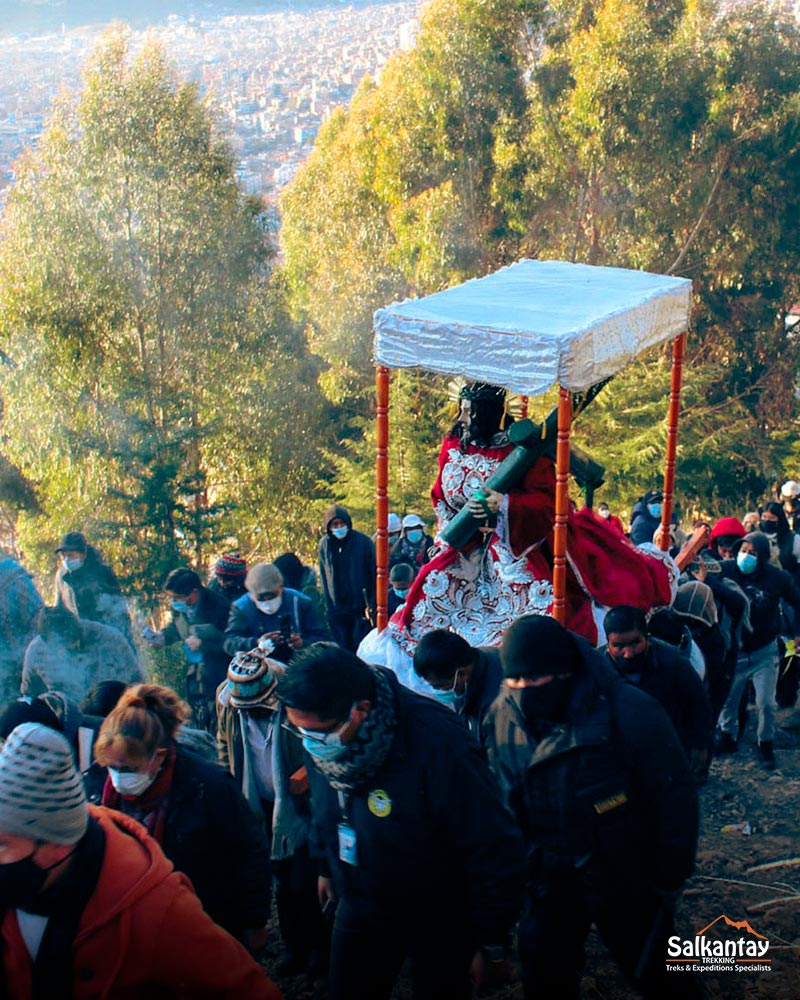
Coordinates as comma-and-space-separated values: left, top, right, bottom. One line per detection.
483, 614, 700, 1000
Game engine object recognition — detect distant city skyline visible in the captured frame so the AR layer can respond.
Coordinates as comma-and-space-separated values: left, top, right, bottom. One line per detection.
0, 0, 420, 209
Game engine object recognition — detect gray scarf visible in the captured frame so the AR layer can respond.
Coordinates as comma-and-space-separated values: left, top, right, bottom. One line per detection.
311, 667, 397, 791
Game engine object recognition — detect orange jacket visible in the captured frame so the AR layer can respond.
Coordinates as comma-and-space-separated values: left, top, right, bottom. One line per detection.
1, 805, 282, 1000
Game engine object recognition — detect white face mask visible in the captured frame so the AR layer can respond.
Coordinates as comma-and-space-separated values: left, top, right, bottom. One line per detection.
255, 596, 282, 615
108, 767, 156, 798
62, 556, 83, 573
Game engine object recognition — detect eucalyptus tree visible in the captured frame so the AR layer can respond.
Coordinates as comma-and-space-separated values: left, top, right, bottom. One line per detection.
0, 29, 326, 596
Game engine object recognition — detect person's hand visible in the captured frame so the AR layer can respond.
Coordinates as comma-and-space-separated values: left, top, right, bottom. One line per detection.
693, 560, 708, 583
242, 925, 270, 957
318, 876, 335, 908
288, 633, 303, 650
470, 951, 514, 993
259, 631, 281, 644
467, 488, 503, 519
184, 635, 202, 652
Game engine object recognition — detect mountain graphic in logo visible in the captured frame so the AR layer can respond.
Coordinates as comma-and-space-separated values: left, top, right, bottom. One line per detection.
696, 915, 768, 940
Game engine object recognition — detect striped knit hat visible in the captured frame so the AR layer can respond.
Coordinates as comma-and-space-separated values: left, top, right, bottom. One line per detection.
215, 552, 247, 578
0, 723, 88, 845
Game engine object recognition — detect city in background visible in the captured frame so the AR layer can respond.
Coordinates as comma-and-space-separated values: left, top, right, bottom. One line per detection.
0, 0, 420, 217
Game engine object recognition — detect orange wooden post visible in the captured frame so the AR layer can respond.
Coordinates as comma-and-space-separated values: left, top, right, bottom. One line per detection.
376, 366, 390, 631
552, 386, 572, 624
659, 332, 687, 550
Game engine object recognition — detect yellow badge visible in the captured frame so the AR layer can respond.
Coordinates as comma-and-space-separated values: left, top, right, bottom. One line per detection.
368, 789, 392, 818
593, 791, 628, 815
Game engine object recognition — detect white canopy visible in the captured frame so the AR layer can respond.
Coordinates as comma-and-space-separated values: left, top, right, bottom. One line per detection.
373, 259, 692, 395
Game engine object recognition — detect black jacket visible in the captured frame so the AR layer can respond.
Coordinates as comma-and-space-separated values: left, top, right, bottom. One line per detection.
162, 746, 271, 936
484, 640, 698, 909
307, 670, 525, 945
463, 647, 504, 741
605, 638, 714, 755
318, 505, 375, 615
55, 547, 132, 645
721, 532, 800, 652
162, 585, 232, 694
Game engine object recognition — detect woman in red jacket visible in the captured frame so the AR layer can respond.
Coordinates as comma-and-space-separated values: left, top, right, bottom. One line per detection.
0, 721, 282, 999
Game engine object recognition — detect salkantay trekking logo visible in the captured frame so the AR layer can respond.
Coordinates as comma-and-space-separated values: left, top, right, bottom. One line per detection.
666, 915, 771, 974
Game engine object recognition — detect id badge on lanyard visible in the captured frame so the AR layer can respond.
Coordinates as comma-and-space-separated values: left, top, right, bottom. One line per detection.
337, 790, 359, 866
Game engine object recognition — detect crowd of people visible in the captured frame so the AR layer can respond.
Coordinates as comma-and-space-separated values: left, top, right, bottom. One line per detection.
0, 382, 797, 997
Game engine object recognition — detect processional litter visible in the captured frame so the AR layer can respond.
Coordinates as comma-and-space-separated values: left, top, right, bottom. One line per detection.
371, 259, 692, 632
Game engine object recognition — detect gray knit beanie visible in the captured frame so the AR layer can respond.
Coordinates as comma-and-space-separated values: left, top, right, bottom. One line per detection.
0, 723, 88, 845
245, 563, 283, 595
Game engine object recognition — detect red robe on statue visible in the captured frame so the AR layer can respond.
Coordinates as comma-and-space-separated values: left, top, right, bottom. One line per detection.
388, 433, 674, 652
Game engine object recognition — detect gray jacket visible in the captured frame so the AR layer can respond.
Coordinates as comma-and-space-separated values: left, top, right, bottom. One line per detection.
216, 684, 311, 861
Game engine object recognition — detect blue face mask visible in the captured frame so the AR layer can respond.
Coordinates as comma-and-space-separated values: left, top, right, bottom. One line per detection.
62, 557, 83, 573
331, 526, 349, 540
647, 503, 662, 519
299, 713, 351, 761
406, 530, 423, 543
172, 600, 189, 613
302, 735, 347, 761
737, 551, 758, 575
430, 675, 467, 713
392, 587, 410, 600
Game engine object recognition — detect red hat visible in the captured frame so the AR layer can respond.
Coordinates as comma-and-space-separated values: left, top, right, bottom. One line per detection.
709, 517, 745, 542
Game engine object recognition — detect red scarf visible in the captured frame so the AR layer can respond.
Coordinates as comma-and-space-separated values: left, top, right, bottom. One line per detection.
101, 743, 176, 844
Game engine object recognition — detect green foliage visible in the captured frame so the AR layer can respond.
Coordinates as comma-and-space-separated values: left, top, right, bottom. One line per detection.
319, 370, 451, 530
573, 349, 785, 519
279, 0, 800, 516
0, 28, 330, 599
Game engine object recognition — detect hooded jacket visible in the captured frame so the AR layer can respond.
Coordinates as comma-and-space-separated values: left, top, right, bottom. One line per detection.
721, 532, 800, 652
0, 806, 281, 1000
629, 491, 663, 546
483, 639, 698, 907
317, 505, 375, 615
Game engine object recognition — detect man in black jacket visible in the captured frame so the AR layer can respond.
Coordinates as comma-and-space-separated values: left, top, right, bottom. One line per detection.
717, 531, 800, 768
484, 615, 700, 1000
318, 505, 375, 652
277, 643, 525, 1000
604, 605, 714, 780
142, 568, 231, 731
412, 629, 503, 740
